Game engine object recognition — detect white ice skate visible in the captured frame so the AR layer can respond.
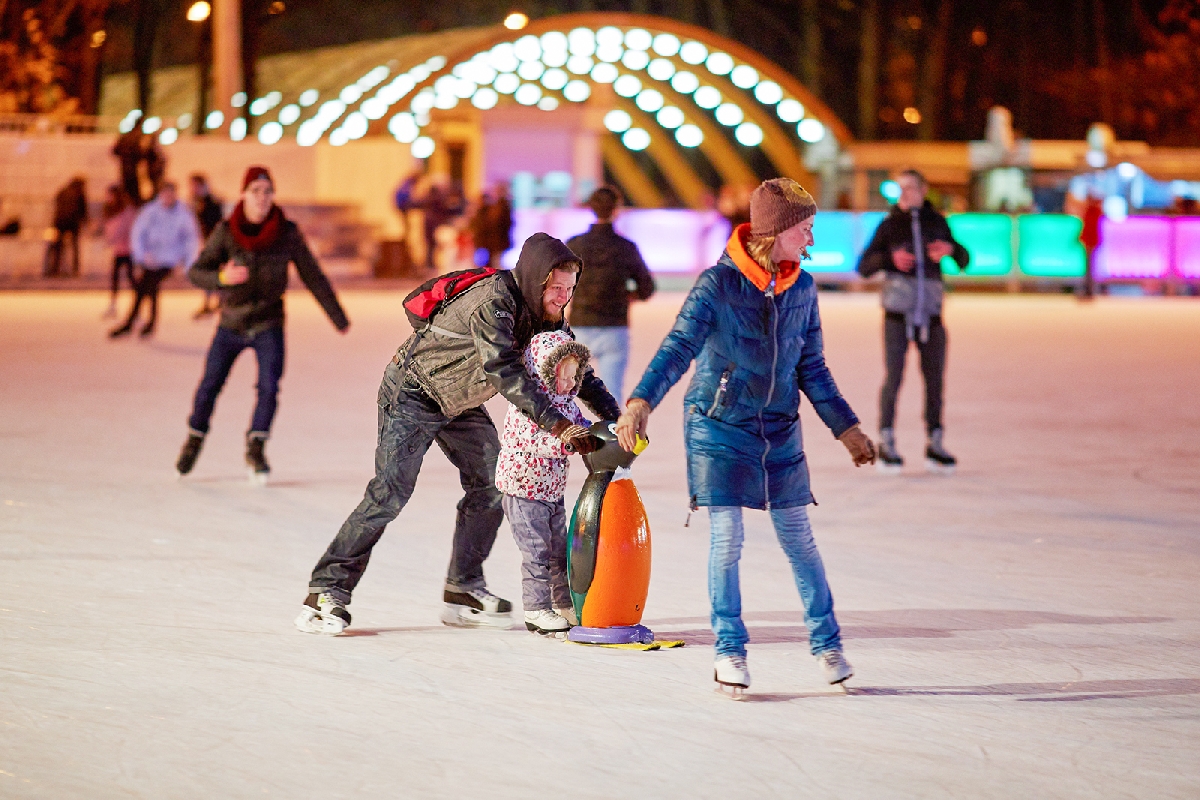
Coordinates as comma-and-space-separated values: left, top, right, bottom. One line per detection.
714, 655, 751, 700
524, 609, 572, 637
294, 592, 351, 635
553, 605, 579, 627
441, 586, 514, 629
816, 648, 854, 688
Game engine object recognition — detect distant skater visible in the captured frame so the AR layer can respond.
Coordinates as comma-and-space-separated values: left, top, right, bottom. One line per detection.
617, 179, 876, 697
109, 182, 200, 338
175, 167, 349, 482
566, 187, 655, 401
189, 173, 225, 319
856, 169, 968, 474
100, 186, 136, 318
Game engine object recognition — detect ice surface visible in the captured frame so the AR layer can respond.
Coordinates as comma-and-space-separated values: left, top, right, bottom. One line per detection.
1, 289, 1198, 798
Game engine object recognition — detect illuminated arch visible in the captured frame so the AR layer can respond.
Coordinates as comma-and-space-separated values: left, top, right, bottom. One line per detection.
292, 14, 852, 206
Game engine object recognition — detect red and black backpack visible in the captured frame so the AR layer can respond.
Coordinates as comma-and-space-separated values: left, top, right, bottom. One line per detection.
402, 266, 499, 332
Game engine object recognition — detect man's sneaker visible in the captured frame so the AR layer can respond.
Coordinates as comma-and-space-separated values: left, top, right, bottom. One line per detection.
553, 605, 579, 627
176, 433, 204, 476
714, 654, 751, 699
876, 428, 904, 475
294, 592, 351, 635
524, 609, 572, 636
816, 648, 854, 684
441, 586, 514, 629
246, 435, 270, 484
924, 429, 957, 475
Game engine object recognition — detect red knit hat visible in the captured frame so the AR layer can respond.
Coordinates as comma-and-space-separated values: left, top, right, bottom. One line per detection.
750, 178, 817, 237
242, 166, 273, 190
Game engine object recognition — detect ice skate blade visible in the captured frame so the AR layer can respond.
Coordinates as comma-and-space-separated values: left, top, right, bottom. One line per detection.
923, 459, 956, 475
293, 607, 347, 635
876, 462, 903, 475
715, 683, 748, 701
441, 603, 514, 630
248, 469, 270, 486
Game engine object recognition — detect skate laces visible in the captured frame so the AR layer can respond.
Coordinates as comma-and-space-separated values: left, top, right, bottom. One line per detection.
724, 655, 748, 672
819, 649, 846, 668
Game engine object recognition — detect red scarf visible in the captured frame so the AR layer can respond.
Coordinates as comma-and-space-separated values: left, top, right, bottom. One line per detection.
229, 201, 283, 252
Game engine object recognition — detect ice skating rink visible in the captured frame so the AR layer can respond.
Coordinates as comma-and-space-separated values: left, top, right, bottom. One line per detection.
2, 287, 1198, 799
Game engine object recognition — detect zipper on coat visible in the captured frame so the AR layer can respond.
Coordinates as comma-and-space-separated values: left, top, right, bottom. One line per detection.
758, 278, 779, 511
706, 369, 731, 416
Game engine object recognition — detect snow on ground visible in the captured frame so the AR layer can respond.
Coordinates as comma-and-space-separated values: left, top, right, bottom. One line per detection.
1, 288, 1198, 799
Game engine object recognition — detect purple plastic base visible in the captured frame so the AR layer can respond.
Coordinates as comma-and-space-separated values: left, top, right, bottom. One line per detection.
567, 624, 655, 645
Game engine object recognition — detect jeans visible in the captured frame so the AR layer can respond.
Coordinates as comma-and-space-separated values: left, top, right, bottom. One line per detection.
879, 314, 947, 433
502, 494, 570, 612
187, 325, 286, 436
308, 363, 504, 603
708, 505, 841, 657
571, 326, 630, 402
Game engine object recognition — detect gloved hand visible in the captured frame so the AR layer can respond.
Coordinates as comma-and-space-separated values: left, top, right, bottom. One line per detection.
838, 425, 877, 467
550, 420, 603, 455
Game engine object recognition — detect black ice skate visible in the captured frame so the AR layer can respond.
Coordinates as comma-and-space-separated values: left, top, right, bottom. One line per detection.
441, 585, 514, 629
245, 435, 270, 484
924, 429, 957, 475
294, 592, 351, 635
176, 432, 205, 477
876, 428, 904, 475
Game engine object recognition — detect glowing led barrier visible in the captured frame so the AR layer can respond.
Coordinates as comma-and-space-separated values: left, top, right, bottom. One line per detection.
1095, 216, 1170, 279
945, 214, 1012, 276
1016, 215, 1085, 278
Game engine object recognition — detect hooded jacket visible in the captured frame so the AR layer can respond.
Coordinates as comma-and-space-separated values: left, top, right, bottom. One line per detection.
398, 232, 621, 428
630, 224, 859, 510
495, 330, 591, 501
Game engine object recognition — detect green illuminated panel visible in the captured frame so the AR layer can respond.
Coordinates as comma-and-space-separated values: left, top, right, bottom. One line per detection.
944, 214, 1013, 276
1017, 214, 1086, 277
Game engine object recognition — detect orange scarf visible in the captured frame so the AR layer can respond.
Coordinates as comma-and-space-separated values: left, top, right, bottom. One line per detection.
726, 223, 801, 295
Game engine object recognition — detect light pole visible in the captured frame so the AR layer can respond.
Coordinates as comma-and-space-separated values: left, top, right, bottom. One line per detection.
187, 1, 213, 135
211, 0, 242, 134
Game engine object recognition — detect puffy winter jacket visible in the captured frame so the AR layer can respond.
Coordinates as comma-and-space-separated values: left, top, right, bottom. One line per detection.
630, 225, 859, 510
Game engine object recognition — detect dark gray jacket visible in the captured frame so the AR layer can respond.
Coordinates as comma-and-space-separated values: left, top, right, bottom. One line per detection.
401, 233, 621, 427
566, 223, 655, 327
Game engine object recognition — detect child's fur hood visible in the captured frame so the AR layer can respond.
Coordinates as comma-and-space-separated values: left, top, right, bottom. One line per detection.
523, 330, 591, 398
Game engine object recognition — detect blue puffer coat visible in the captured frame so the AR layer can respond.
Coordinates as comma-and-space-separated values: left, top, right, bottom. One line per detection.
630, 242, 859, 510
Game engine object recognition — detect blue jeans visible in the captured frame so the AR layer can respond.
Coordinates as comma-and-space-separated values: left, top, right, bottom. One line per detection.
187, 325, 286, 437
708, 505, 841, 657
571, 326, 630, 402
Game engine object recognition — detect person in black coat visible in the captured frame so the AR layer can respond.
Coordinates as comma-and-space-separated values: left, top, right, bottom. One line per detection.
44, 177, 88, 277
189, 173, 225, 318
856, 169, 968, 474
175, 166, 349, 481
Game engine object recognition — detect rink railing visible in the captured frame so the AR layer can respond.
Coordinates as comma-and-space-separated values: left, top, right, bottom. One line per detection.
504, 209, 1200, 284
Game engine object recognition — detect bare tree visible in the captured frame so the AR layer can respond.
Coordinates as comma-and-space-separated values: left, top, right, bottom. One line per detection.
917, 0, 952, 140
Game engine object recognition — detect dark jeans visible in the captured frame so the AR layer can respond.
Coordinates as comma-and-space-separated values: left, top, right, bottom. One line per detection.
879, 314, 947, 433
110, 255, 134, 296
187, 325, 286, 436
44, 227, 80, 276
309, 362, 504, 603
118, 266, 172, 331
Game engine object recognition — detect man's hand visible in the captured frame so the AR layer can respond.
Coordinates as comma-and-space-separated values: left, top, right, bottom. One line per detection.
926, 240, 954, 262
219, 261, 249, 285
615, 398, 650, 452
550, 421, 603, 455
891, 248, 916, 272
838, 425, 876, 467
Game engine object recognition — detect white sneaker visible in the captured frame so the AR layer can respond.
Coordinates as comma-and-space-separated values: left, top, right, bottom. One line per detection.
524, 609, 572, 636
553, 606, 578, 626
714, 654, 750, 699
441, 586, 514, 629
816, 649, 854, 684
294, 592, 351, 635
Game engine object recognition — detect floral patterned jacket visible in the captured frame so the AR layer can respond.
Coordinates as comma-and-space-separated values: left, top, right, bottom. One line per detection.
495, 330, 591, 502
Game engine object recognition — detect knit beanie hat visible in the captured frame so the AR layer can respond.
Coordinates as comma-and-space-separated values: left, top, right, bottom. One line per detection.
749, 178, 817, 237
242, 166, 273, 191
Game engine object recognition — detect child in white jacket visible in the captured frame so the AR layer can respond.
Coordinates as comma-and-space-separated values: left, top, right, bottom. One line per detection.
496, 330, 593, 636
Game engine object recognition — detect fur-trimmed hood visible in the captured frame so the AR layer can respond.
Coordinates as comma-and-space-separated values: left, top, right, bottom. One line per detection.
523, 330, 591, 400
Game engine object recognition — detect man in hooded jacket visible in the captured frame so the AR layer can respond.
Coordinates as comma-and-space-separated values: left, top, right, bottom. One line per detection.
297, 232, 621, 635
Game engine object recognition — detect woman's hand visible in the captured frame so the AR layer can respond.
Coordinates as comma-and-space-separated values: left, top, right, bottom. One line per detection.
838, 425, 876, 467
616, 398, 651, 452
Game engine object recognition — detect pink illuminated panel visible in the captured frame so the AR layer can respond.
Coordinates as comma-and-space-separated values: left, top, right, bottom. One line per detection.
1095, 216, 1171, 279
1173, 218, 1200, 279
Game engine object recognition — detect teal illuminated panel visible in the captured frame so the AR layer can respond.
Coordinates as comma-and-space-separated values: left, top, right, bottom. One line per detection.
806, 211, 856, 272
1017, 214, 1085, 277
945, 213, 1013, 276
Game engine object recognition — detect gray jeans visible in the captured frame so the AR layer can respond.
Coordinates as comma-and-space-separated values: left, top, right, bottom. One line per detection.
502, 494, 570, 612
308, 362, 504, 603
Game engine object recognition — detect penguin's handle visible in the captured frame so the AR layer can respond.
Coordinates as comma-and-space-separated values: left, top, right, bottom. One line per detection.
582, 421, 648, 474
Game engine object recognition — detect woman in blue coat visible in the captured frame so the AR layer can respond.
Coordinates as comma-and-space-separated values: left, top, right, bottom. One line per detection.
616, 179, 876, 695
